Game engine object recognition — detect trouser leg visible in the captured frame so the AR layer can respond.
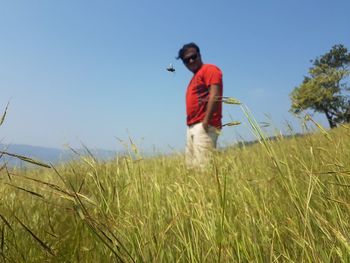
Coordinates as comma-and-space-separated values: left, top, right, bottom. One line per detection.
192, 123, 219, 169
185, 126, 195, 168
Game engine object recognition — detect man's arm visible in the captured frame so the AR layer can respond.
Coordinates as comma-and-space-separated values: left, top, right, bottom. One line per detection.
202, 84, 221, 132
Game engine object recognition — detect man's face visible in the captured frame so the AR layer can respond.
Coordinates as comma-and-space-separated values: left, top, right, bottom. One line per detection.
182, 47, 202, 73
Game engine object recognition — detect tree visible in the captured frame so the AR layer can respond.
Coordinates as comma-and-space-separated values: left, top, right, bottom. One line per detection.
290, 44, 350, 128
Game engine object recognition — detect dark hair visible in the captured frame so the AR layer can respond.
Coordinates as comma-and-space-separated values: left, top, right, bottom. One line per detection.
177, 42, 200, 60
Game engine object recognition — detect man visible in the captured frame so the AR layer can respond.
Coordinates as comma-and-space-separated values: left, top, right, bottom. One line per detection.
177, 42, 223, 169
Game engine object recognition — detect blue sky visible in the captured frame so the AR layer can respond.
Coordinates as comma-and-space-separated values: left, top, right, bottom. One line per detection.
1, 1, 349, 153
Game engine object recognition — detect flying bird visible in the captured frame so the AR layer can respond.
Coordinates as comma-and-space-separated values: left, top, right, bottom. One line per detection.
166, 63, 175, 73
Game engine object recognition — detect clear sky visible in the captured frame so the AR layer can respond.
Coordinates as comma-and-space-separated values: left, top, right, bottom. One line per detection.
1, 0, 349, 153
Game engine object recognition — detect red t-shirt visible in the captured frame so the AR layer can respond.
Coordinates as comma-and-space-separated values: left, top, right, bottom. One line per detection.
186, 64, 223, 128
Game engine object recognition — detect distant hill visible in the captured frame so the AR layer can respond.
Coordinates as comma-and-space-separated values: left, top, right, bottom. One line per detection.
0, 144, 118, 167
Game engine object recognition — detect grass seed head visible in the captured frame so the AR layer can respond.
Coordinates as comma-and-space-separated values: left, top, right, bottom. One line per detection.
221, 97, 241, 105
223, 121, 241, 127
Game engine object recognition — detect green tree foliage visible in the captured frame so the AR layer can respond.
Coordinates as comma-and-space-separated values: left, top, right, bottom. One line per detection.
290, 44, 350, 128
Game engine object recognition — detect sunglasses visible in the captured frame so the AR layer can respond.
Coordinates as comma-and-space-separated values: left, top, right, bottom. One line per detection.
183, 53, 198, 64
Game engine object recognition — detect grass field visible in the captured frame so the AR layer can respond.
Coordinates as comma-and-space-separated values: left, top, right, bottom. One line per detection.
1, 120, 350, 262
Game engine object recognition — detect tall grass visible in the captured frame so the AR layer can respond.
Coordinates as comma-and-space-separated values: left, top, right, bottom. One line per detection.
1, 117, 350, 261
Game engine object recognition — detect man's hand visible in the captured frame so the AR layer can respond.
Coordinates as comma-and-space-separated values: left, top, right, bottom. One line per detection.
202, 120, 209, 132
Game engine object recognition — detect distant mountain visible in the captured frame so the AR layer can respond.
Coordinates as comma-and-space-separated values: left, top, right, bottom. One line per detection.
0, 143, 119, 167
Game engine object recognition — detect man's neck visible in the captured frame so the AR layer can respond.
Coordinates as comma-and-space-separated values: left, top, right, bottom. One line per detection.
192, 63, 203, 74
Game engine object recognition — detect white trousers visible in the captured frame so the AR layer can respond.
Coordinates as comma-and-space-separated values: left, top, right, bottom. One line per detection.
186, 122, 219, 169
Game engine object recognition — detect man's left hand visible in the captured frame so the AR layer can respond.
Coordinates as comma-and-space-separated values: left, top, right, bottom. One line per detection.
202, 121, 209, 132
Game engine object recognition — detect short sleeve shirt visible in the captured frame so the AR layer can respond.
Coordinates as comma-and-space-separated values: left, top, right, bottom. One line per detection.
186, 64, 223, 128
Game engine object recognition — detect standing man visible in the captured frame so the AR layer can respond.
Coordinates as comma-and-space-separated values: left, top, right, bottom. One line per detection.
177, 42, 223, 169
